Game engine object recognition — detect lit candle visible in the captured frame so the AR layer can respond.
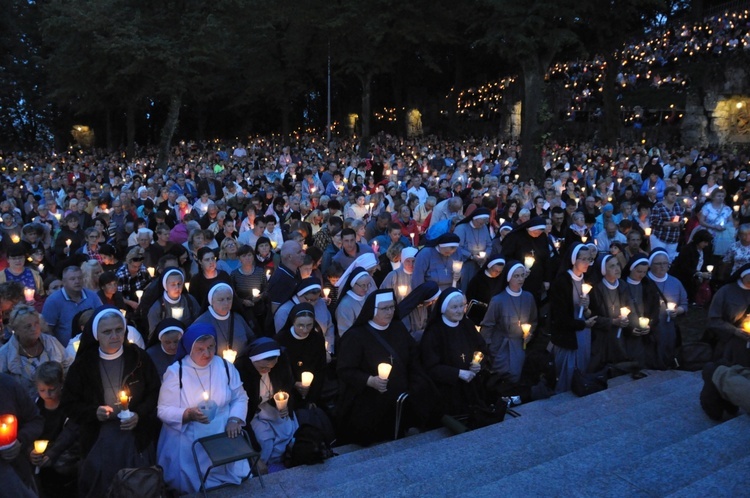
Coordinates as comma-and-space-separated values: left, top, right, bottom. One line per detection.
397, 284, 408, 297
323, 288, 331, 298
135, 290, 144, 302
638, 317, 650, 329
0, 415, 17, 448
184, 282, 190, 292
521, 323, 532, 350
24, 288, 35, 302
672, 215, 681, 223
581, 236, 588, 243
202, 391, 209, 401
252, 289, 261, 298
72, 338, 80, 352
33, 440, 48, 454
273, 391, 289, 412
377, 363, 392, 380
147, 267, 155, 278
582, 283, 592, 296
266, 270, 271, 279
734, 205, 740, 212
119, 391, 130, 411
301, 372, 314, 387
707, 265, 714, 273
452, 260, 464, 274
410, 233, 415, 244
372, 240, 379, 253
667, 302, 676, 323
65, 239, 72, 247
10, 235, 20, 244
478, 251, 486, 259
222, 349, 237, 363
471, 351, 484, 366
524, 256, 535, 269
171, 307, 184, 320
644, 227, 652, 237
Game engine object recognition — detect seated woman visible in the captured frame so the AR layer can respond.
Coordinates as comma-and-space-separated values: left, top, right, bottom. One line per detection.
588, 255, 631, 373
188, 247, 232, 309
466, 254, 505, 309
234, 338, 298, 475
334, 267, 374, 338
397, 281, 441, 343
146, 318, 185, 379
274, 303, 327, 407
146, 269, 200, 338
273, 278, 334, 349
670, 229, 713, 304
30, 361, 80, 498
230, 245, 268, 330
0, 243, 45, 300
60, 306, 161, 498
622, 256, 661, 376
707, 262, 750, 367
0, 304, 72, 399
480, 262, 538, 384
380, 247, 418, 303
157, 322, 249, 494
193, 283, 255, 360
549, 243, 598, 393
337, 289, 438, 445
96, 271, 128, 310
646, 249, 688, 369
421, 288, 489, 416
81, 260, 104, 293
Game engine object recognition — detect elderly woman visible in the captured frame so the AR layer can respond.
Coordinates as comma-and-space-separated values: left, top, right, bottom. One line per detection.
188, 246, 232, 308
421, 288, 489, 416
116, 246, 153, 310
335, 267, 374, 337
61, 306, 161, 498
622, 255, 661, 376
646, 249, 688, 369
217, 237, 241, 273
381, 247, 418, 303
146, 268, 200, 337
588, 254, 631, 373
698, 188, 734, 258
146, 318, 185, 379
157, 322, 249, 494
337, 289, 437, 445
75, 227, 103, 262
723, 223, 750, 276
707, 263, 750, 367
411, 232, 463, 291
274, 303, 327, 407
0, 305, 72, 399
480, 262, 538, 384
0, 244, 44, 300
453, 208, 492, 294
549, 243, 598, 392
194, 283, 255, 359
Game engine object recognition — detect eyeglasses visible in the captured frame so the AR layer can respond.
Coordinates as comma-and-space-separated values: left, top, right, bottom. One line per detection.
377, 305, 396, 312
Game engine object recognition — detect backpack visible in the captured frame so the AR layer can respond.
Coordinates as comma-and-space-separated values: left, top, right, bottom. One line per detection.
106, 466, 167, 498
283, 424, 335, 468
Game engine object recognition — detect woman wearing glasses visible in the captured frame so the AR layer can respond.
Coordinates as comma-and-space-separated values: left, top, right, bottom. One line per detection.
645, 249, 688, 369
216, 237, 241, 273
335, 267, 374, 337
115, 247, 153, 311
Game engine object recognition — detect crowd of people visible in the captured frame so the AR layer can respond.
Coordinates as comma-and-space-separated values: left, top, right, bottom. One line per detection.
1, 133, 750, 496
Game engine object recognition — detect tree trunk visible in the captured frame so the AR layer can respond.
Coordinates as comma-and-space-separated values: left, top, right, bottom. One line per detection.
360, 73, 372, 143
157, 93, 182, 169
602, 51, 620, 145
518, 58, 546, 182
126, 102, 136, 159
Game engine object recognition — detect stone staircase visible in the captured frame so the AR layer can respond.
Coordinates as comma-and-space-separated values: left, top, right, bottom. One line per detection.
200, 369, 750, 497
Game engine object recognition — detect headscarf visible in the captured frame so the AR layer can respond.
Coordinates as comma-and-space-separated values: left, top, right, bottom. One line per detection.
337, 266, 369, 296
557, 241, 587, 277
400, 246, 418, 262
456, 207, 491, 226
246, 337, 282, 362
396, 281, 439, 319
729, 262, 750, 283
482, 254, 506, 270
423, 232, 460, 248
351, 289, 400, 328
426, 287, 467, 328
337, 253, 378, 288
280, 302, 321, 338
498, 260, 525, 291
78, 306, 127, 357
208, 282, 233, 305
295, 277, 322, 297
176, 322, 216, 360
149, 317, 186, 348
161, 268, 185, 304
623, 254, 649, 279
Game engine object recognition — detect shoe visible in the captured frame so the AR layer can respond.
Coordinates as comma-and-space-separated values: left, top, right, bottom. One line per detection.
631, 370, 648, 380
700, 362, 724, 421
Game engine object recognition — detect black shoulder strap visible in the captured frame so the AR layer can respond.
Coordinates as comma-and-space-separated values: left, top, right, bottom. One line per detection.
221, 358, 230, 385
178, 359, 183, 389
365, 327, 404, 371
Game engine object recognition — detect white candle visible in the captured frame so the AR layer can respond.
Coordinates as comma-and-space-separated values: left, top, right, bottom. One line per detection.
24, 288, 35, 302
524, 256, 535, 269
471, 351, 484, 366
135, 290, 144, 302
33, 440, 48, 454
452, 260, 464, 273
65, 239, 72, 247
707, 265, 714, 273
184, 282, 190, 292
301, 372, 314, 387
377, 363, 392, 380
222, 349, 237, 363
667, 302, 675, 323
273, 391, 289, 412
202, 391, 209, 401
618, 307, 630, 339
521, 323, 532, 350
252, 289, 260, 298
323, 288, 330, 298
639, 317, 650, 329
72, 338, 80, 352
478, 251, 486, 259
581, 236, 588, 243
644, 227, 652, 236
582, 283, 592, 296
171, 307, 184, 320
398, 285, 408, 297
372, 240, 379, 252
147, 267, 155, 278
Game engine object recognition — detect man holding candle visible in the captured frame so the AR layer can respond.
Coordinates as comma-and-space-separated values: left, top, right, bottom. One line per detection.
649, 187, 684, 261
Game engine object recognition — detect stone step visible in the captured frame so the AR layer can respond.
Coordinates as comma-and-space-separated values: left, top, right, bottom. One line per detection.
665, 452, 750, 498
277, 374, 702, 497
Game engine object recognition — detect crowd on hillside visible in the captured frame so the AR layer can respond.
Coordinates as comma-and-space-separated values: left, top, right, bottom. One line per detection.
1, 134, 750, 496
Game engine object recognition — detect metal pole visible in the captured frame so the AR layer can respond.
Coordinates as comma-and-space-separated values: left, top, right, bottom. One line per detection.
327, 40, 332, 144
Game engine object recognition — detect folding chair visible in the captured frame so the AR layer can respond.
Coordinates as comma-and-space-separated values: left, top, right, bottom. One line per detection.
394, 392, 409, 440
192, 429, 264, 498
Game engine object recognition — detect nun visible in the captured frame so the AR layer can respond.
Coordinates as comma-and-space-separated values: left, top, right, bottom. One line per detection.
335, 267, 374, 337
337, 289, 437, 445
707, 263, 750, 367
193, 282, 256, 360
500, 216, 552, 303
480, 261, 538, 383
397, 281, 441, 343
146, 268, 200, 339
411, 232, 463, 291
646, 248, 688, 369
60, 306, 161, 498
588, 254, 631, 372
146, 318, 185, 379
157, 322, 249, 494
273, 277, 334, 350
453, 208, 492, 294
274, 302, 327, 406
234, 338, 298, 475
622, 255, 661, 376
466, 254, 505, 306
381, 246, 419, 303
549, 243, 597, 393
420, 288, 490, 416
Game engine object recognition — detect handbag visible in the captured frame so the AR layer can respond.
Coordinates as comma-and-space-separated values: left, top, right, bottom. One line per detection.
570, 368, 608, 397
466, 400, 507, 430
106, 466, 167, 498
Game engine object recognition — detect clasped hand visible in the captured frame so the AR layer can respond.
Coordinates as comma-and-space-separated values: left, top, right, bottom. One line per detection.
367, 375, 388, 393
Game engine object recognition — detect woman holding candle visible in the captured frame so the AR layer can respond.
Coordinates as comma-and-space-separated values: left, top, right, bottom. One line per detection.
188, 246, 232, 308
157, 322, 249, 493
0, 243, 44, 301
698, 188, 733, 258
670, 229, 714, 304
380, 246, 418, 303
96, 271, 129, 310
480, 261, 538, 384
646, 249, 688, 369
146, 318, 185, 379
337, 289, 438, 445
335, 267, 374, 337
254, 236, 277, 275
60, 306, 161, 498
194, 283, 255, 359
588, 255, 632, 372
706, 263, 750, 367
146, 268, 200, 337
397, 281, 441, 343
549, 243, 598, 392
466, 254, 506, 306
500, 216, 552, 305
0, 304, 73, 400
234, 337, 297, 474
622, 256, 661, 375
274, 278, 334, 350
453, 208, 492, 294
231, 244, 268, 327
275, 303, 327, 406
411, 232, 463, 291
421, 288, 490, 415
115, 246, 153, 311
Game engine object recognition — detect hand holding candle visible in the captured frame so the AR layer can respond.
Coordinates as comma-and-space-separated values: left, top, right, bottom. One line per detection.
24, 287, 35, 303
222, 349, 237, 363
471, 351, 484, 367
0, 415, 17, 449
378, 363, 392, 380
273, 392, 289, 416
524, 256, 535, 269
521, 323, 532, 349
667, 302, 676, 322
135, 290, 144, 302
171, 307, 184, 320
638, 317, 650, 334
398, 284, 408, 297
